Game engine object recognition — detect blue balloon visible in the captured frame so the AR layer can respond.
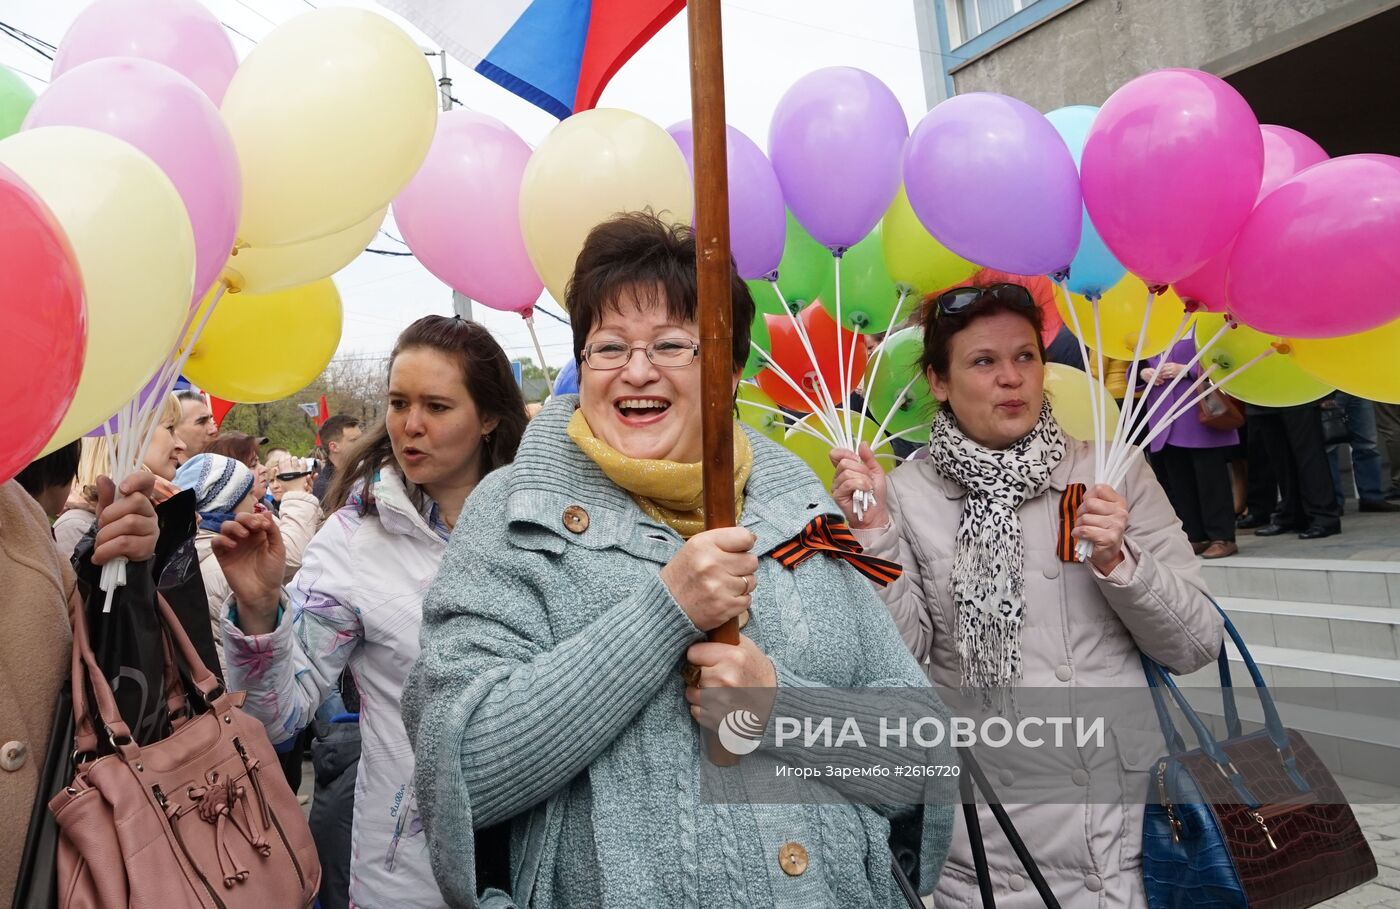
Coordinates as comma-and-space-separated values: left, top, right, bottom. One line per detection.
1046, 106, 1126, 298
552, 357, 579, 395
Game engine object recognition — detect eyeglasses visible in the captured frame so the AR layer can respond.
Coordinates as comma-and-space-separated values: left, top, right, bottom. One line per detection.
583, 338, 700, 370
935, 283, 1036, 316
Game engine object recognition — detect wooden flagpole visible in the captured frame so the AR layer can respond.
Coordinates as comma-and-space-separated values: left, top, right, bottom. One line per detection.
688, 0, 740, 765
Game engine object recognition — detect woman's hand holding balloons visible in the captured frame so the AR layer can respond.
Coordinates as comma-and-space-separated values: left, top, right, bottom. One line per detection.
829, 444, 889, 530
92, 474, 160, 567
211, 512, 287, 635
1072, 484, 1130, 575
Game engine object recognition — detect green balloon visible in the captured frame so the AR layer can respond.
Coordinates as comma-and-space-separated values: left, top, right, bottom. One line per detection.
772, 210, 832, 309
863, 327, 936, 441
0, 66, 37, 141
746, 277, 788, 316
743, 307, 771, 379
819, 225, 911, 334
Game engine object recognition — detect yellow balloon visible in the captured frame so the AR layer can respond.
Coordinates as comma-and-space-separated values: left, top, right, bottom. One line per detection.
784, 411, 895, 488
0, 126, 194, 452
1044, 363, 1121, 441
222, 8, 436, 247
1057, 273, 1186, 360
520, 108, 693, 306
182, 280, 342, 403
881, 185, 977, 295
226, 207, 386, 294
736, 382, 785, 444
1194, 314, 1331, 407
1289, 317, 1400, 404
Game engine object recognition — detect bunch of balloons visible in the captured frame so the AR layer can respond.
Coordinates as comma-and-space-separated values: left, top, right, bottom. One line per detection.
0, 0, 441, 488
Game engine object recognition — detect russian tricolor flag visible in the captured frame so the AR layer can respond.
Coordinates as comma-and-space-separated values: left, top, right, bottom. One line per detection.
385, 0, 683, 119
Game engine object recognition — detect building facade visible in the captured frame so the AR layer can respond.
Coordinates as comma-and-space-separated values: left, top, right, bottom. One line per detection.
916, 0, 1400, 155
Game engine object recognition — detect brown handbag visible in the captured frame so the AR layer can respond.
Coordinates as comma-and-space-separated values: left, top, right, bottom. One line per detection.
49, 591, 320, 908
1198, 388, 1245, 432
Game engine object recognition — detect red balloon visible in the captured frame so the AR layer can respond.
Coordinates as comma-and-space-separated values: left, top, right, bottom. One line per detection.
0, 164, 85, 483
757, 301, 868, 412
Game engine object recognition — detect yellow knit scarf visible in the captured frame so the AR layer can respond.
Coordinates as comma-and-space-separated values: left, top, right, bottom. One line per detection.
566, 408, 752, 539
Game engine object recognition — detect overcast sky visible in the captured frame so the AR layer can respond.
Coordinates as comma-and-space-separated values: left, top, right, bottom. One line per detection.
2, 0, 936, 373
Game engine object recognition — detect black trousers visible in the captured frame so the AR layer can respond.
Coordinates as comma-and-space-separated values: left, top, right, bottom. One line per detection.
1253, 405, 1341, 531
1242, 419, 1278, 521
1159, 444, 1236, 543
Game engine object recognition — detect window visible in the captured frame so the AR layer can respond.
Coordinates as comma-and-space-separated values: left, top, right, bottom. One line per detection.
950, 0, 1037, 45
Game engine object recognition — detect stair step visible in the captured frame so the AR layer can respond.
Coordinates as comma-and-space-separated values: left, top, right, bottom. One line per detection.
1200, 558, 1400, 608
1178, 644, 1400, 717
1182, 694, 1400, 786
1218, 597, 1400, 659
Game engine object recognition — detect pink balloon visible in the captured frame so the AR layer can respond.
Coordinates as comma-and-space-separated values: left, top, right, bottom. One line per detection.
1175, 125, 1329, 311
393, 111, 542, 313
25, 58, 241, 303
1228, 155, 1400, 338
52, 0, 238, 106
1081, 69, 1263, 285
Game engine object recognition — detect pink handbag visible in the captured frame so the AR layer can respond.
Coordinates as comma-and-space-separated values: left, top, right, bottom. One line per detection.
49, 591, 320, 908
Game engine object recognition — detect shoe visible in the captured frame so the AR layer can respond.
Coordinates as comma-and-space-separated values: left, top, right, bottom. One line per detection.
1359, 499, 1400, 513
1255, 523, 1300, 537
1298, 526, 1340, 540
1191, 541, 1209, 555
1202, 541, 1238, 559
1236, 515, 1269, 530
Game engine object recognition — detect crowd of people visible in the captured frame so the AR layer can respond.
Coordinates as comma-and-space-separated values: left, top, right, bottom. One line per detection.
7, 211, 1382, 909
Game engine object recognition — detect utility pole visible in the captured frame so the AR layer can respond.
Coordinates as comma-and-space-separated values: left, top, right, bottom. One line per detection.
427, 48, 474, 320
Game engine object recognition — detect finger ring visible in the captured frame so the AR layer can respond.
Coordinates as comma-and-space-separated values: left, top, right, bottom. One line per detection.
745, 575, 756, 595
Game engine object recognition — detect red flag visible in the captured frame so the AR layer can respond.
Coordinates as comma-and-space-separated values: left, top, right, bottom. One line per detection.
208, 395, 236, 429
316, 395, 329, 446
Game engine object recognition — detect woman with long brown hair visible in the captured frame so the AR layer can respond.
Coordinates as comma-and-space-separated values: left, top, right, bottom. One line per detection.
211, 315, 528, 908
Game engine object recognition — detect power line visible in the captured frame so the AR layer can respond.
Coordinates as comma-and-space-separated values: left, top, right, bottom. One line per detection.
2, 63, 47, 84
0, 20, 55, 51
230, 0, 279, 28
220, 20, 259, 44
0, 22, 54, 60
365, 247, 414, 257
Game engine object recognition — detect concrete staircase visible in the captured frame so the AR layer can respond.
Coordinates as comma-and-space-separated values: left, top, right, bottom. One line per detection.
1178, 557, 1400, 786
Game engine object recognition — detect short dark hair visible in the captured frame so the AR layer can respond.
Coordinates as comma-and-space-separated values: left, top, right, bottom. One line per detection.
325, 316, 528, 516
566, 212, 754, 373
207, 431, 261, 469
919, 272, 1047, 379
319, 414, 362, 447
15, 439, 81, 497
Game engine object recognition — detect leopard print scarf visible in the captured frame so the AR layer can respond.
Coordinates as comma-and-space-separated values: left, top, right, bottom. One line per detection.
929, 400, 1066, 691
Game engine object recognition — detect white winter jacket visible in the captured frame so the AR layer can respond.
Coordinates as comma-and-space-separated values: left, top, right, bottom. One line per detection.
223, 467, 448, 908
198, 490, 320, 676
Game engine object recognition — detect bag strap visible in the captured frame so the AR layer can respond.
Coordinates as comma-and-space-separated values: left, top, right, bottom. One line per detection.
70, 580, 228, 761
1140, 600, 1309, 795
957, 748, 1062, 908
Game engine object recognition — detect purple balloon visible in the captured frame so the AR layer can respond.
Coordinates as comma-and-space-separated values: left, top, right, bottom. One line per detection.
768, 67, 908, 252
668, 121, 785, 281
26, 57, 242, 303
903, 93, 1082, 276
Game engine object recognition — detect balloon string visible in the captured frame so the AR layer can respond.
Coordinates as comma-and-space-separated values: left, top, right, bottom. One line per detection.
524, 315, 550, 400
737, 398, 839, 447
770, 280, 846, 446
832, 254, 852, 446
1102, 288, 1159, 482
749, 342, 844, 443
1109, 347, 1274, 488
1107, 317, 1234, 479
1103, 304, 1193, 481
853, 288, 909, 456
1055, 280, 1103, 481
878, 424, 927, 447
1091, 298, 1108, 483
870, 375, 919, 452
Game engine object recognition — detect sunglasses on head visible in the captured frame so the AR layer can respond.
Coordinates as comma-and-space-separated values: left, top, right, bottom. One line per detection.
934, 283, 1036, 316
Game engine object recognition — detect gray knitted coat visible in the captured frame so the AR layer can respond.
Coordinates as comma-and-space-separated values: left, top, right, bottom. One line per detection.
403, 395, 954, 908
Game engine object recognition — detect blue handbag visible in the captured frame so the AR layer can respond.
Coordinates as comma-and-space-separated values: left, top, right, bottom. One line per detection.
1140, 607, 1376, 909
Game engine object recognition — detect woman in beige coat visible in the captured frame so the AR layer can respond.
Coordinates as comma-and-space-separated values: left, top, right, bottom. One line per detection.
832, 283, 1223, 908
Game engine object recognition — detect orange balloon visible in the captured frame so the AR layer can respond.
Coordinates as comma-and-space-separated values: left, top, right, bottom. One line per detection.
756, 301, 868, 412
